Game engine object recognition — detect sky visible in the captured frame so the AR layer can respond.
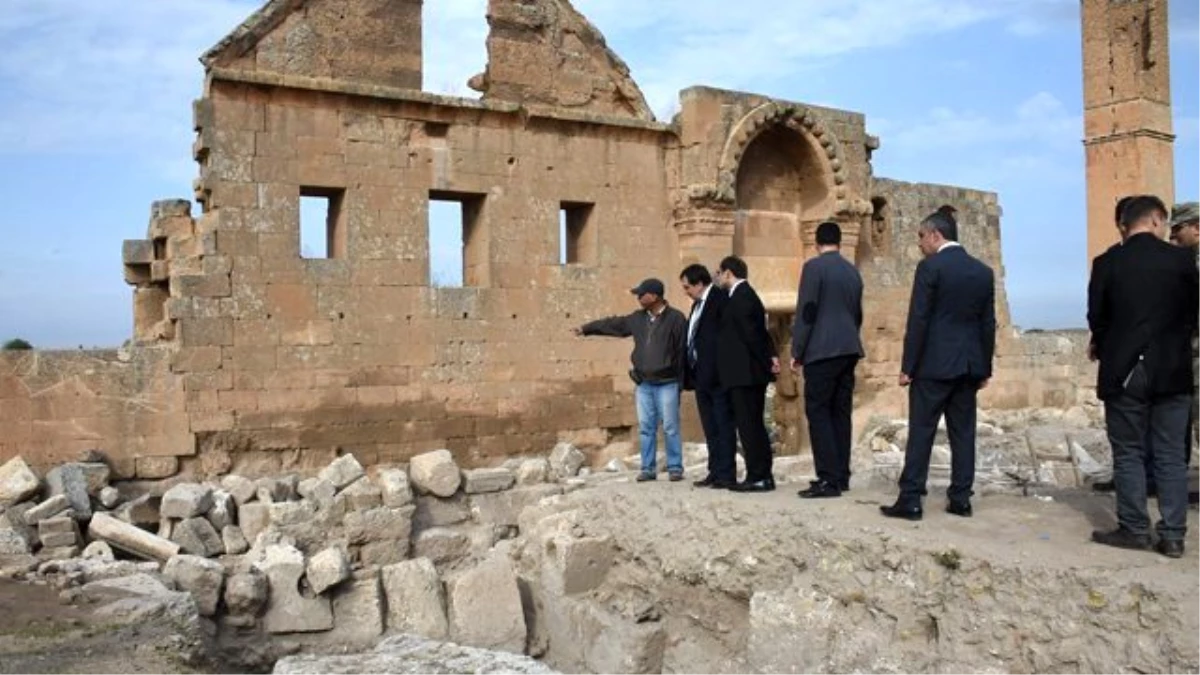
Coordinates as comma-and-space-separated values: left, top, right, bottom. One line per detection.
0, 0, 1196, 348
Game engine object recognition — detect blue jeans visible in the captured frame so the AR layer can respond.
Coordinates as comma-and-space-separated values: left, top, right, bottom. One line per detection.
636, 381, 683, 474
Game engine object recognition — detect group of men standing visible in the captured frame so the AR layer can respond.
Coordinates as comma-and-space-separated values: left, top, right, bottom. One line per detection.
575, 200, 1197, 557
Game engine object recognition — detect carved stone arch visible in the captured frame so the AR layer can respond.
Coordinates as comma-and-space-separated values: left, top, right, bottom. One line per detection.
715, 101, 852, 212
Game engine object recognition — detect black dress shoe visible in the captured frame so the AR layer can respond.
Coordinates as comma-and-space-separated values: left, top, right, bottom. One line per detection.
879, 503, 923, 521
1091, 527, 1151, 551
731, 479, 775, 493
946, 500, 972, 517
798, 481, 842, 499
1155, 539, 1185, 558
693, 475, 717, 487
710, 479, 737, 490
1092, 479, 1116, 493
838, 482, 850, 492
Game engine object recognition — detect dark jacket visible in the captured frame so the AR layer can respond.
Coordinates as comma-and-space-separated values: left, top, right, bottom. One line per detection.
682, 284, 728, 391
791, 250, 865, 364
901, 245, 996, 381
581, 305, 687, 384
1087, 232, 1199, 400
1087, 241, 1123, 353
717, 281, 776, 388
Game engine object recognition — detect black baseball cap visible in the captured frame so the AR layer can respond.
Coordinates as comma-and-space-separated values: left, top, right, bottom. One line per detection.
630, 278, 665, 297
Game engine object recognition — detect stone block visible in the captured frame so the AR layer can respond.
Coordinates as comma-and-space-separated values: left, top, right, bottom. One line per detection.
268, 500, 325, 549
99, 486, 121, 509
223, 525, 249, 555
38, 515, 80, 548
409, 450, 462, 497
207, 490, 235, 530
161, 483, 214, 519
446, 552, 527, 653
307, 546, 351, 594
414, 494, 472, 530
37, 545, 80, 561
81, 540, 115, 562
359, 540, 410, 568
114, 494, 160, 527
88, 512, 181, 561
256, 476, 295, 503
1026, 426, 1071, 461
320, 454, 366, 489
163, 554, 226, 616
225, 568, 269, 617
344, 505, 415, 546
330, 572, 385, 647
122, 239, 155, 264
0, 527, 31, 555
298, 477, 338, 511
471, 485, 564, 529
45, 464, 91, 519
220, 474, 257, 505
382, 557, 448, 640
463, 468, 516, 495
0, 457, 39, 507
172, 516, 225, 557
239, 502, 271, 543
543, 535, 614, 596
378, 467, 414, 507
413, 527, 472, 566
338, 477, 383, 512
549, 443, 585, 479
255, 544, 333, 633
515, 458, 550, 485
23, 494, 70, 525
136, 456, 179, 479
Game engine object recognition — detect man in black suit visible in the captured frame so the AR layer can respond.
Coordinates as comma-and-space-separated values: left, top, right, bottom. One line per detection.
881, 209, 996, 521
680, 264, 737, 489
714, 255, 781, 492
790, 222, 864, 498
1088, 195, 1198, 558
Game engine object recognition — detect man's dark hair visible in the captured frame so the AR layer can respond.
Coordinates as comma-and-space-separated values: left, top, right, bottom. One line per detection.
937, 204, 958, 219
1114, 195, 1136, 225
718, 255, 748, 280
679, 263, 712, 286
1119, 194, 1167, 228
815, 221, 842, 246
921, 210, 958, 242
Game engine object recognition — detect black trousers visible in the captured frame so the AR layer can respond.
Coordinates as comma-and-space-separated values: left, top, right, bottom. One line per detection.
803, 355, 858, 487
696, 385, 737, 482
898, 376, 979, 505
730, 384, 773, 482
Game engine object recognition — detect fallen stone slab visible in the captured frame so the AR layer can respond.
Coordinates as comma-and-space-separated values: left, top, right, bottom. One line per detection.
172, 516, 225, 557
471, 484, 564, 529
446, 552, 527, 653
164, 554, 226, 616
548, 443, 585, 479
223, 525, 249, 555
46, 464, 92, 519
273, 634, 557, 674
413, 528, 472, 566
321, 454, 366, 490
161, 483, 213, 519
255, 544, 333, 634
382, 557, 448, 640
338, 476, 382, 512
378, 467, 413, 507
298, 477, 337, 511
221, 474, 257, 505
307, 546, 351, 594
409, 450, 461, 498
413, 494, 471, 530
23, 494, 70, 525
515, 458, 550, 485
38, 515, 80, 548
0, 456, 39, 506
89, 512, 180, 561
344, 506, 415, 545
239, 502, 271, 543
463, 468, 515, 495
328, 571, 385, 648
81, 572, 199, 625
225, 568, 269, 617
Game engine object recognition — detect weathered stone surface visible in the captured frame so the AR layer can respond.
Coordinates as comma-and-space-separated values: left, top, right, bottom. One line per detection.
239, 502, 271, 543
273, 634, 557, 674
0, 527, 31, 555
38, 515, 80, 548
748, 583, 891, 674
135, 456, 179, 479
223, 525, 250, 555
548, 443, 585, 479
23, 494, 70, 525
46, 464, 91, 519
73, 462, 112, 495
80, 572, 199, 625
446, 552, 526, 653
345, 505, 415, 545
269, 500, 324, 549
256, 477, 294, 504
414, 494, 472, 530
307, 546, 351, 594
0, 457, 39, 506
207, 489, 235, 530
89, 512, 180, 561
515, 458, 550, 485
409, 450, 462, 498
221, 474, 257, 505
164, 554, 226, 616
463, 468, 516, 494
114, 494, 160, 527
338, 476, 382, 512
320, 454, 366, 490
172, 516, 225, 557
378, 467, 414, 507
255, 544, 333, 633
413, 527, 472, 566
99, 485, 121, 509
329, 572, 385, 647
225, 568, 268, 616
81, 540, 116, 562
1027, 426, 1072, 460
382, 557, 448, 640
161, 483, 214, 519
471, 485, 564, 529
542, 534, 614, 596
298, 477, 337, 510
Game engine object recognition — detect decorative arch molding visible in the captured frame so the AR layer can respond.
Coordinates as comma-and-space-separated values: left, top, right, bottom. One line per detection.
707, 101, 870, 217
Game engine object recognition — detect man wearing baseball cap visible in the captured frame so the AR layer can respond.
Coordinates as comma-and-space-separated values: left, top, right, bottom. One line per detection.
573, 278, 688, 481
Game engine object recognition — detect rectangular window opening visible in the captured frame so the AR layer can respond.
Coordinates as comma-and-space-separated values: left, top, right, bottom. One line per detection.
560, 201, 595, 265
300, 187, 346, 259
429, 191, 487, 288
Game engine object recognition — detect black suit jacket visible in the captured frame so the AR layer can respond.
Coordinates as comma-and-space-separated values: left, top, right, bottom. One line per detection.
901, 245, 996, 381
1086, 242, 1123, 354
1087, 232, 1199, 400
683, 285, 728, 391
717, 281, 776, 388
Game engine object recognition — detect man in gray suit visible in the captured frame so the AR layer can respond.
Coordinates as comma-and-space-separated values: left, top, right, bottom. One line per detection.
790, 221, 865, 498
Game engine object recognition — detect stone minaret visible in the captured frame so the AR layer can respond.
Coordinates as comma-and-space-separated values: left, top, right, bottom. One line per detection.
1081, 0, 1174, 263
